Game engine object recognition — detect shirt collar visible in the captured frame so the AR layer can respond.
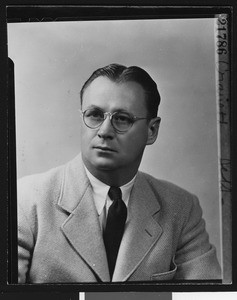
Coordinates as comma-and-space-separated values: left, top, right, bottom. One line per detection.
84, 165, 136, 215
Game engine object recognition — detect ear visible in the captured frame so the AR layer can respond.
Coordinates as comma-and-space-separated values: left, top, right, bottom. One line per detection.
146, 117, 161, 145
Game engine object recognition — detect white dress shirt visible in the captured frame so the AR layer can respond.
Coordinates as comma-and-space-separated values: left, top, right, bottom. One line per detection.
84, 166, 136, 231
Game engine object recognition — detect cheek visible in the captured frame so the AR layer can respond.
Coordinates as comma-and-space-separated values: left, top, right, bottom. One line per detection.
122, 129, 148, 152
81, 131, 96, 152
81, 127, 96, 142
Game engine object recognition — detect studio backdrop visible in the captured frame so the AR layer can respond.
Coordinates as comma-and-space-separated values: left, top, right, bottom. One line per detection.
7, 18, 222, 272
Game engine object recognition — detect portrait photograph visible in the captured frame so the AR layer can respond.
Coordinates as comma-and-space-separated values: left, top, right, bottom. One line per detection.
5, 5, 232, 291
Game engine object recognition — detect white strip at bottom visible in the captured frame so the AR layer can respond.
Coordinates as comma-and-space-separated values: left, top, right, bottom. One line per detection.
173, 292, 237, 300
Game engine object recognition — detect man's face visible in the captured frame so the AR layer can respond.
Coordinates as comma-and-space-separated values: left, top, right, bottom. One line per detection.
80, 76, 159, 176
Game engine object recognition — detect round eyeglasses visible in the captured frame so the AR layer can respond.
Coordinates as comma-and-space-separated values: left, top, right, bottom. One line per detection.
80, 108, 148, 133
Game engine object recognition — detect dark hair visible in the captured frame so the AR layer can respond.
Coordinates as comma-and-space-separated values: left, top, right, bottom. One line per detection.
80, 63, 161, 119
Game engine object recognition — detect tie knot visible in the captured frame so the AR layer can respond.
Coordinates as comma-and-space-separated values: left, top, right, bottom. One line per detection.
108, 186, 122, 201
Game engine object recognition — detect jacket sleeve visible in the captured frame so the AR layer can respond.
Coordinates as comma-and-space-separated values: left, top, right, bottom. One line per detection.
18, 201, 35, 283
174, 195, 222, 280
17, 175, 38, 284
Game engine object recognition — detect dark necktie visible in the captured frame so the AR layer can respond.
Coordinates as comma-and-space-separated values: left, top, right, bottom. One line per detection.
103, 187, 127, 279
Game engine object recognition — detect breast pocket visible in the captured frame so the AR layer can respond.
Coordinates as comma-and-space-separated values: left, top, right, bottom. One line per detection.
150, 257, 177, 281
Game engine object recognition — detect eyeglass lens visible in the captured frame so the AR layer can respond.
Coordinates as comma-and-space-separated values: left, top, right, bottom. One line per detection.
83, 108, 133, 132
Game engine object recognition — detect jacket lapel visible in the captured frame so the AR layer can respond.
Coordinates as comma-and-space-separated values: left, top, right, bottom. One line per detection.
57, 155, 110, 282
112, 172, 163, 282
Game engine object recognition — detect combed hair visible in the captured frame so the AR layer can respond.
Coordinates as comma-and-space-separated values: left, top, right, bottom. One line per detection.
80, 63, 161, 119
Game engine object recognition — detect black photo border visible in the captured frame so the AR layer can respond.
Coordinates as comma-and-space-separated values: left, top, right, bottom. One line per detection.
1, 0, 237, 296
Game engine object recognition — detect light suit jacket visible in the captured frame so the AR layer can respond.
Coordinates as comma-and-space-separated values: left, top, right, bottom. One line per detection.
18, 154, 221, 283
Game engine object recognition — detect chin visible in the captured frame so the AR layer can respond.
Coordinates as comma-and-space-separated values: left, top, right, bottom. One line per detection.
91, 157, 120, 171
93, 162, 118, 171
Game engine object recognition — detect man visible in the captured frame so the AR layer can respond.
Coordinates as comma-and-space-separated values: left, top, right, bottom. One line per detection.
18, 63, 221, 283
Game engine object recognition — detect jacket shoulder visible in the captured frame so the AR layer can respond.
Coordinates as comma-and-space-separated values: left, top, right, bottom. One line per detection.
139, 171, 201, 214
141, 172, 197, 199
17, 162, 66, 208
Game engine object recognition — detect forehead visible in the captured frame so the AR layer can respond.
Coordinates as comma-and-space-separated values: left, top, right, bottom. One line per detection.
82, 76, 146, 112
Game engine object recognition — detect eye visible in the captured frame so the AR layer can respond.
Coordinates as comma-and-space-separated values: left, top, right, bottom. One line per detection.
113, 113, 133, 124
85, 109, 104, 120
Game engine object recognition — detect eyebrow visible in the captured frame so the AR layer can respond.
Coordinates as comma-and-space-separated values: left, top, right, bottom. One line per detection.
84, 105, 100, 110
84, 105, 132, 114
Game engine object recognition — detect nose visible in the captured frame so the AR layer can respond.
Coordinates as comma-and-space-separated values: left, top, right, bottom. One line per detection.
97, 114, 115, 139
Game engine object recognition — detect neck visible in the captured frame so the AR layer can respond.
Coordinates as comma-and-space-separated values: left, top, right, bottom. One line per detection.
82, 159, 139, 187
92, 169, 137, 187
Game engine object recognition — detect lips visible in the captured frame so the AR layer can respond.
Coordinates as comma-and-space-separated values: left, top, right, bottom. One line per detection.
94, 146, 116, 152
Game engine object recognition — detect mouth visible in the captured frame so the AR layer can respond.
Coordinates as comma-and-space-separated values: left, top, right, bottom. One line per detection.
94, 146, 116, 152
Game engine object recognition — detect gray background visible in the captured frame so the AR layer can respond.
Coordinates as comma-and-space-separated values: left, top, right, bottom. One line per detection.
7, 19, 222, 268
86, 293, 171, 300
